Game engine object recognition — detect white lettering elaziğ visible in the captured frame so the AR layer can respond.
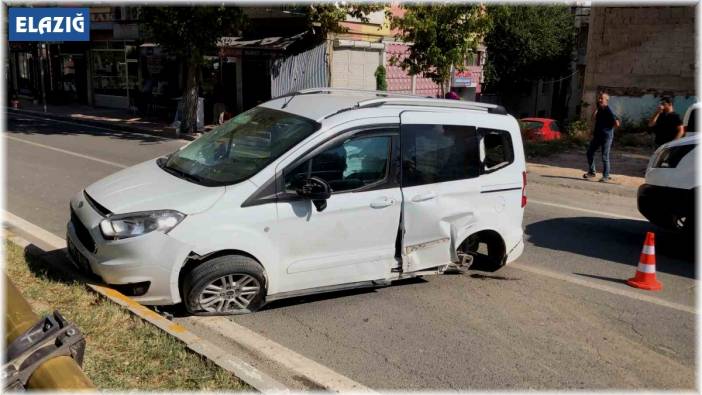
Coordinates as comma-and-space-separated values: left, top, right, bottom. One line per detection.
15, 17, 27, 32
14, 13, 85, 35
73, 13, 84, 32
37, 17, 52, 34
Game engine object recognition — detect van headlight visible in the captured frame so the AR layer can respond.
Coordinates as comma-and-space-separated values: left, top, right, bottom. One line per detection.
99, 210, 186, 240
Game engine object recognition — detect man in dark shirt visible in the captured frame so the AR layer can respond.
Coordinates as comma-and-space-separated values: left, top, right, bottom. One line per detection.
584, 92, 620, 182
648, 96, 684, 147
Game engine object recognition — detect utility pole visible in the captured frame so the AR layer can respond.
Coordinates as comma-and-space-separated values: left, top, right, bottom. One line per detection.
39, 43, 47, 113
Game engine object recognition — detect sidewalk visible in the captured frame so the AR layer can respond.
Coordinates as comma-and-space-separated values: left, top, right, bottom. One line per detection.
527, 148, 648, 197
7, 99, 210, 141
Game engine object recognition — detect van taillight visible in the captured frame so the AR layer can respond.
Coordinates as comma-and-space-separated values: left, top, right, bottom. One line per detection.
521, 171, 527, 207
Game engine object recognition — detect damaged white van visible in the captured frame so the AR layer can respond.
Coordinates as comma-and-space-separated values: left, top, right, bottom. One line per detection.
67, 89, 526, 315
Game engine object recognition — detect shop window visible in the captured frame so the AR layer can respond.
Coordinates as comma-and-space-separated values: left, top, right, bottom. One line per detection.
92, 41, 139, 98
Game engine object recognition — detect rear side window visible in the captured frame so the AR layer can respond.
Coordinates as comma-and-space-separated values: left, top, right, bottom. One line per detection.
550, 121, 561, 132
480, 128, 514, 173
401, 124, 480, 187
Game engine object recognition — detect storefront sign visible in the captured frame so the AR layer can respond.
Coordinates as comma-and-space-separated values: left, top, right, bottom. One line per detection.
146, 56, 164, 74
9, 8, 90, 41
451, 70, 477, 88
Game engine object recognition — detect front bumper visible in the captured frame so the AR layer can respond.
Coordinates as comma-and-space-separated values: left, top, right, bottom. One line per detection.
66, 193, 192, 305
637, 183, 695, 229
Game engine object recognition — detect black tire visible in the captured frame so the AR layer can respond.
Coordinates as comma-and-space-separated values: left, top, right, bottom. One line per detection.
182, 255, 266, 315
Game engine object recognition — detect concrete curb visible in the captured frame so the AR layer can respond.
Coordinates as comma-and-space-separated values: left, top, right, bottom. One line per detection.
85, 284, 289, 393
7, 107, 199, 141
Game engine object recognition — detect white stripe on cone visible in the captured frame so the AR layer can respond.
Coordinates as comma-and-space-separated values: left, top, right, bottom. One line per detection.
642, 245, 655, 255
637, 263, 657, 273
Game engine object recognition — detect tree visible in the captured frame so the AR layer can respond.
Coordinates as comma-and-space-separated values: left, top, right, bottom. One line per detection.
140, 6, 247, 134
293, 4, 386, 39
374, 65, 387, 91
483, 5, 576, 112
389, 5, 491, 95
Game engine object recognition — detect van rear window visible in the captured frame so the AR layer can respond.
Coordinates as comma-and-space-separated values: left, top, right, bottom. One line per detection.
481, 128, 514, 173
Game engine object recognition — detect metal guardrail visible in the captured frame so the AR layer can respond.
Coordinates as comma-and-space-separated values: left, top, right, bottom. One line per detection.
4, 276, 95, 391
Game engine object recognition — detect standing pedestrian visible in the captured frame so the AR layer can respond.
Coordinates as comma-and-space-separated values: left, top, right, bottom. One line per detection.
648, 96, 684, 148
583, 92, 620, 182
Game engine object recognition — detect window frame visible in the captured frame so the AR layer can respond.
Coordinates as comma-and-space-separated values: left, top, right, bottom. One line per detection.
281, 131, 395, 196
241, 124, 400, 207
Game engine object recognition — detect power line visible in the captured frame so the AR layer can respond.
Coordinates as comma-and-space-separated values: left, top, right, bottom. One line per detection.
525, 69, 579, 84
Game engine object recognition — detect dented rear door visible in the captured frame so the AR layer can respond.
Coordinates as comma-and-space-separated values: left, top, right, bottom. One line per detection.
399, 111, 481, 272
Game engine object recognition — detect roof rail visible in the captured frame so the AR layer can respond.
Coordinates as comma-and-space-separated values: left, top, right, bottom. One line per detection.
295, 87, 428, 98
356, 97, 508, 115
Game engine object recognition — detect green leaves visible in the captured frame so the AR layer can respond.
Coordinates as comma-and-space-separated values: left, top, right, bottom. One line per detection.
483, 5, 576, 94
139, 6, 247, 63
375, 65, 387, 91
298, 3, 385, 37
390, 4, 491, 89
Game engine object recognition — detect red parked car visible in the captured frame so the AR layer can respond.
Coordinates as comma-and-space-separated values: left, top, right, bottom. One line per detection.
520, 118, 563, 141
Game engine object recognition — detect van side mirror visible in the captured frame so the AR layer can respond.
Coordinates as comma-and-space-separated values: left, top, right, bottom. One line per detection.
296, 177, 331, 212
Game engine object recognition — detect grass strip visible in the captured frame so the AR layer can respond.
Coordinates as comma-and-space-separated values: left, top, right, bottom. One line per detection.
4, 240, 251, 391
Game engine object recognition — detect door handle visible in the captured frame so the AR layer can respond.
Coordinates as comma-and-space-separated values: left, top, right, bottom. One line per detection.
411, 191, 437, 202
370, 196, 395, 208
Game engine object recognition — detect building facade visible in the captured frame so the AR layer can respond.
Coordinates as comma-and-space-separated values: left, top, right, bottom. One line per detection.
330, 5, 486, 99
582, 6, 696, 124
7, 6, 142, 109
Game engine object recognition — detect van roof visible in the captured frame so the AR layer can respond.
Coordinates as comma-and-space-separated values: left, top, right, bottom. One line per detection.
260, 88, 507, 122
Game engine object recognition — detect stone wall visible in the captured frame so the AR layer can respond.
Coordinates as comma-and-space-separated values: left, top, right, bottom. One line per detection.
582, 6, 696, 120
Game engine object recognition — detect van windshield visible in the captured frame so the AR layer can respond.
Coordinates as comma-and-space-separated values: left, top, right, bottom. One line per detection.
163, 107, 319, 186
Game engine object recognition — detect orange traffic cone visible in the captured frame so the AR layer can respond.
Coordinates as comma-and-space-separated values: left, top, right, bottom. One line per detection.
626, 232, 662, 291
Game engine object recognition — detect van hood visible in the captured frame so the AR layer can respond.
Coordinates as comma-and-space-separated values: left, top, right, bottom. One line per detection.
84, 159, 225, 215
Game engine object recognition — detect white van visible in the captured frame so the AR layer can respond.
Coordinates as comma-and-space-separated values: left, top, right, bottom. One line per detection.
637, 105, 698, 234
67, 89, 527, 315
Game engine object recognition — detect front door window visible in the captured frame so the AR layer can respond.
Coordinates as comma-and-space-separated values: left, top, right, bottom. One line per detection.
285, 135, 391, 193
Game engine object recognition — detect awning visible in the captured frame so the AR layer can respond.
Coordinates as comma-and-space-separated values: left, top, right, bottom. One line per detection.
216, 31, 307, 51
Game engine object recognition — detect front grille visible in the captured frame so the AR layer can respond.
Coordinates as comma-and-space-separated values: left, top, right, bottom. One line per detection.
71, 207, 96, 253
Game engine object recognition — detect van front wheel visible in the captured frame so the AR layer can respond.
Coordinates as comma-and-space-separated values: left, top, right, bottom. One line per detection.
183, 255, 266, 315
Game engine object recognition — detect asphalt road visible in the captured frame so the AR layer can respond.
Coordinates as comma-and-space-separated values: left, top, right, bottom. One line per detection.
4, 112, 696, 390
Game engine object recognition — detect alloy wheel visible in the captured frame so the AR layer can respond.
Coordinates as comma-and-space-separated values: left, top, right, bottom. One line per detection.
198, 274, 261, 313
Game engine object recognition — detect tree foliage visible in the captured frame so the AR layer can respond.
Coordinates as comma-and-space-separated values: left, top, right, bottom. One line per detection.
389, 5, 491, 92
139, 6, 247, 133
374, 65, 387, 91
483, 5, 576, 94
297, 4, 386, 38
